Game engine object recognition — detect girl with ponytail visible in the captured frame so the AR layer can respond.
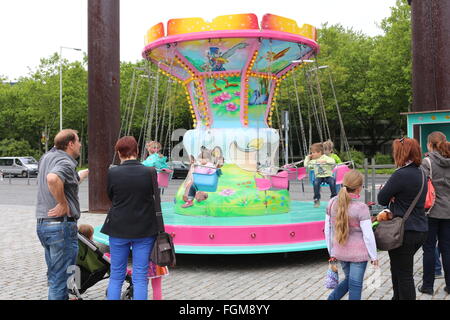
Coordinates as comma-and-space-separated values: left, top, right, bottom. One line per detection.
419, 131, 450, 296
325, 170, 378, 300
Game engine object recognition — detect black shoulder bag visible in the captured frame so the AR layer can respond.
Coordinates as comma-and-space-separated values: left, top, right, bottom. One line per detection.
149, 167, 176, 267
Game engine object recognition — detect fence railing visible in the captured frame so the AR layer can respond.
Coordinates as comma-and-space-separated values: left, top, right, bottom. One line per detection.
358, 158, 395, 205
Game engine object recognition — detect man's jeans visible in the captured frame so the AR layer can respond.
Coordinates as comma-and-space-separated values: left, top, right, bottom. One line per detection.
37, 219, 78, 300
313, 176, 337, 201
107, 236, 156, 300
327, 261, 368, 300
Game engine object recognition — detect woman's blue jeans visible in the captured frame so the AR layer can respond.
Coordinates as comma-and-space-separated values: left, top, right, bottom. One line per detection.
107, 236, 156, 300
328, 261, 368, 300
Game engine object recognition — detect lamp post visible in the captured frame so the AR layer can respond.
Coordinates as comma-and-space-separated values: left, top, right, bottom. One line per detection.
59, 46, 82, 131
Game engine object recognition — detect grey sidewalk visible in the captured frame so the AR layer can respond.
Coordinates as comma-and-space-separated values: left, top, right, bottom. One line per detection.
0, 178, 448, 300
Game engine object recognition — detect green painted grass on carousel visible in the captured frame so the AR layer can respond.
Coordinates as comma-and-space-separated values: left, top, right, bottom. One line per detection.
174, 164, 291, 217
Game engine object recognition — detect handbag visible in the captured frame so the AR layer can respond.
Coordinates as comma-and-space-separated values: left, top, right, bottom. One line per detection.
424, 157, 436, 213
325, 259, 339, 289
148, 167, 176, 267
151, 230, 176, 267
374, 170, 425, 251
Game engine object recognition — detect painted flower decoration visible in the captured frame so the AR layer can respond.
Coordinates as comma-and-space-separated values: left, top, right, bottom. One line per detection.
213, 96, 223, 104
219, 92, 232, 101
234, 91, 241, 97
220, 188, 236, 196
226, 103, 238, 112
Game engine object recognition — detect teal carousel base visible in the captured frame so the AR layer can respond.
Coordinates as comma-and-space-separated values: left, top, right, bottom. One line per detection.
93, 200, 327, 254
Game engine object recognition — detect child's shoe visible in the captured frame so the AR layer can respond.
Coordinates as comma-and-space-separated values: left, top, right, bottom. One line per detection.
182, 200, 194, 208
314, 200, 320, 208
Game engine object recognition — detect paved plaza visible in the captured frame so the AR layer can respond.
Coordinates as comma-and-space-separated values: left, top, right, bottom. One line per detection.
0, 177, 448, 300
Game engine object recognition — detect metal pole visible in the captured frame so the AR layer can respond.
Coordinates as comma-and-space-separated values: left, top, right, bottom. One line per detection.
364, 158, 369, 202
371, 158, 376, 203
283, 111, 289, 165
59, 46, 81, 131
88, 0, 121, 213
410, 0, 450, 112
59, 46, 62, 131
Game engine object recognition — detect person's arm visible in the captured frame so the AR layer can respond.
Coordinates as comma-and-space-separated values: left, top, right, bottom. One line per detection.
78, 169, 89, 184
421, 157, 431, 178
106, 170, 114, 201
304, 155, 311, 167
47, 173, 69, 217
333, 154, 343, 164
324, 214, 332, 256
377, 171, 401, 206
360, 219, 378, 264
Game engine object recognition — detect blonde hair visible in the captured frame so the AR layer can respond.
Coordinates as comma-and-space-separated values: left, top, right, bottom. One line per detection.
334, 170, 363, 245
146, 140, 162, 153
323, 140, 334, 154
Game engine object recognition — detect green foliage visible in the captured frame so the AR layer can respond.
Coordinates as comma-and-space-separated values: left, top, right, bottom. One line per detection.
338, 148, 365, 166
0, 138, 42, 159
374, 152, 393, 164
0, 0, 413, 163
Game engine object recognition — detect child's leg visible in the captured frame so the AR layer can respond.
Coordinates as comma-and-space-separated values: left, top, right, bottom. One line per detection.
327, 176, 337, 198
151, 277, 162, 300
183, 180, 193, 202
182, 181, 196, 207
313, 178, 323, 201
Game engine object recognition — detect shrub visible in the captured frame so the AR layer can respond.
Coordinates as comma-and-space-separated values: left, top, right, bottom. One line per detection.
374, 152, 393, 164
0, 138, 42, 160
338, 148, 365, 167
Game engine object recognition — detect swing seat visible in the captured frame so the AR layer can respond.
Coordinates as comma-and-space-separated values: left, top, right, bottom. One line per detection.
255, 177, 272, 191
270, 171, 289, 189
332, 164, 351, 185
157, 169, 173, 188
193, 171, 219, 192
297, 167, 307, 181
286, 167, 298, 181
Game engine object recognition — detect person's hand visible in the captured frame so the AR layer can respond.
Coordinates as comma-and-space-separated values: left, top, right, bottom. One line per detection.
48, 202, 70, 217
371, 260, 379, 267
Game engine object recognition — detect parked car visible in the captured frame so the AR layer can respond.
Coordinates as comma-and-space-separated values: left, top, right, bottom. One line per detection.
167, 160, 190, 179
0, 156, 38, 178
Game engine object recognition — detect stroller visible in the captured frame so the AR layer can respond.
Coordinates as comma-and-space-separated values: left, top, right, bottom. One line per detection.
68, 232, 134, 300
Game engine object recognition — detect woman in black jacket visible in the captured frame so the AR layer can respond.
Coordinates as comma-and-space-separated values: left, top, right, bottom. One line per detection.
101, 136, 161, 300
419, 131, 450, 295
377, 137, 428, 300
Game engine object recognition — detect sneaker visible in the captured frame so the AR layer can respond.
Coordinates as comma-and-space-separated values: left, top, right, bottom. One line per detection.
418, 285, 434, 295
314, 200, 320, 208
182, 200, 194, 208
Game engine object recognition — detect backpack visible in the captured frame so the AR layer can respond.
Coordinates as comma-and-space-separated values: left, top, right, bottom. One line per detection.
424, 157, 436, 214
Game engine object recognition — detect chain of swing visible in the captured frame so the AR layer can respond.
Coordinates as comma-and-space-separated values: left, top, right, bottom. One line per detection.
113, 45, 179, 165
274, 57, 352, 166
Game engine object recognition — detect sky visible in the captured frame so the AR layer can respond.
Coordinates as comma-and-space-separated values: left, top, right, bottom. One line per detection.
0, 0, 398, 81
